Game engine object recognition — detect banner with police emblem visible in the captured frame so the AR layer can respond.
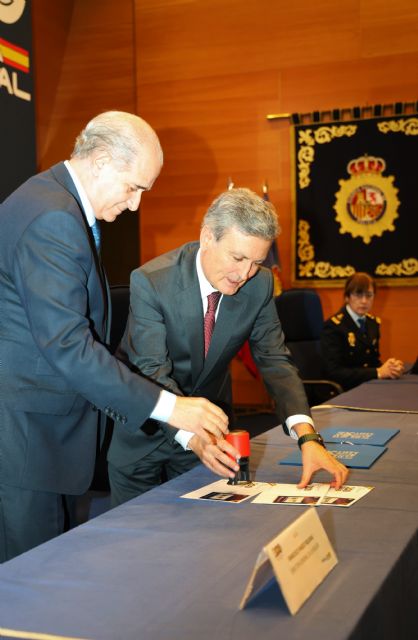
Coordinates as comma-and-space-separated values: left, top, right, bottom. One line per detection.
0, 0, 36, 202
291, 113, 418, 286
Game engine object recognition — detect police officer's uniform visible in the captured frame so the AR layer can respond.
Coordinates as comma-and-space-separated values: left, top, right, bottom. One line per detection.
320, 306, 381, 391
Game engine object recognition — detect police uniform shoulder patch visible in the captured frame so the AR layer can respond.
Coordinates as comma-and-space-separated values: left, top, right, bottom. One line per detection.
366, 313, 381, 324
331, 313, 343, 325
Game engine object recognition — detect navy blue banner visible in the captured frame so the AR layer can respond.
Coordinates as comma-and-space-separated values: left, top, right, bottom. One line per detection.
292, 114, 418, 286
1, 0, 36, 202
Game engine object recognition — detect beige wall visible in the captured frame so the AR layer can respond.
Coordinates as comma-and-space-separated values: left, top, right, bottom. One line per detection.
33, 0, 418, 404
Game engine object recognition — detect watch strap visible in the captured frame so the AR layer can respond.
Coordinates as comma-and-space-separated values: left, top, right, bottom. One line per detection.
297, 433, 325, 450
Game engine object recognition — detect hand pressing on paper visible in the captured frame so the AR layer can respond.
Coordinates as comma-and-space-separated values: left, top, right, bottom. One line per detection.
294, 423, 349, 490
297, 440, 349, 490
188, 434, 240, 479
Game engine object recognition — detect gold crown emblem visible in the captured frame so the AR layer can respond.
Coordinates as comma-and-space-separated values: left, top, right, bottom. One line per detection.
347, 155, 386, 176
335, 153, 399, 244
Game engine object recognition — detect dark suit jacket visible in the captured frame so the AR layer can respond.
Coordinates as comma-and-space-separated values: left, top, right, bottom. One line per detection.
108, 242, 310, 468
320, 306, 381, 391
0, 162, 160, 495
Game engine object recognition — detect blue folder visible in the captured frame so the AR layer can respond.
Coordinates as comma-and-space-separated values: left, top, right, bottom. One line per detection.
319, 427, 399, 447
279, 443, 387, 469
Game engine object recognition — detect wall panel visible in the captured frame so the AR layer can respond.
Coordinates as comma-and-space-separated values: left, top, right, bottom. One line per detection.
33, 0, 136, 170
135, 0, 418, 403
32, 0, 138, 283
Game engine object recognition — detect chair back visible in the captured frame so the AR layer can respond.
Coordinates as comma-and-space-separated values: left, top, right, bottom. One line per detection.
275, 288, 342, 404
275, 288, 324, 379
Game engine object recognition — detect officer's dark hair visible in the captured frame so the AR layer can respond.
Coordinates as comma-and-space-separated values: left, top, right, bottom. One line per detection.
344, 272, 376, 297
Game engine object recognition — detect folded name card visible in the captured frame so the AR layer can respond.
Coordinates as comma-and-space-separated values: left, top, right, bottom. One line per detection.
240, 508, 337, 614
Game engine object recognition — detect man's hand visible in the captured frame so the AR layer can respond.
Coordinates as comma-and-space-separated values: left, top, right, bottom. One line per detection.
168, 397, 229, 444
188, 435, 240, 479
297, 441, 349, 489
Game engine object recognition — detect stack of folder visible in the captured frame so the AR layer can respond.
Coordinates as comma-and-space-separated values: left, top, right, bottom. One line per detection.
280, 427, 399, 469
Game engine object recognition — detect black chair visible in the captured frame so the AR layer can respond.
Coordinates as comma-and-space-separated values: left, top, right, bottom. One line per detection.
275, 288, 343, 406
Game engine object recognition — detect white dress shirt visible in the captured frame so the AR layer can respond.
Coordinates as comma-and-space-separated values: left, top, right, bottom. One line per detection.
346, 304, 366, 329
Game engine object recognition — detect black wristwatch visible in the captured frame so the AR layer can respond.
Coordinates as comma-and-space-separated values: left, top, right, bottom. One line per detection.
297, 432, 326, 450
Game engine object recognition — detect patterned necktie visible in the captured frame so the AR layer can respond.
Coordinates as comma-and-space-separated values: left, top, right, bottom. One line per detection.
92, 220, 101, 252
358, 317, 366, 333
204, 291, 221, 357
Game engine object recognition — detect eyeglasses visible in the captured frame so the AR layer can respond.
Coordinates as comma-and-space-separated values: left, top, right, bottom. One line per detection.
351, 292, 374, 299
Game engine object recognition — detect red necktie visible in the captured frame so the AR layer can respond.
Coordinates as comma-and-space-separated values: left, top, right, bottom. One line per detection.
204, 292, 221, 357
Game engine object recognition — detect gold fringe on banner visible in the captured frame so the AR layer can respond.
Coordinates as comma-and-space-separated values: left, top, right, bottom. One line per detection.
266, 100, 418, 124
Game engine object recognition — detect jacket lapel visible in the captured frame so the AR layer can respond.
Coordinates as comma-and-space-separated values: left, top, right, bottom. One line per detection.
50, 162, 109, 341
176, 246, 205, 386
176, 244, 252, 389
195, 288, 246, 387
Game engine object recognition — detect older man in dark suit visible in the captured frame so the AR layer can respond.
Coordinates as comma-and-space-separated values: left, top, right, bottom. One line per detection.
0, 111, 229, 562
108, 188, 348, 506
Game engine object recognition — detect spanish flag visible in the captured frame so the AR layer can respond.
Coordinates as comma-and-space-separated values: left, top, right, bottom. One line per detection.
0, 37, 29, 73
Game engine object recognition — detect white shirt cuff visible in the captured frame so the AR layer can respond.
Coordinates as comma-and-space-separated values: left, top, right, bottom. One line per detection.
150, 390, 177, 422
286, 414, 314, 439
174, 429, 194, 450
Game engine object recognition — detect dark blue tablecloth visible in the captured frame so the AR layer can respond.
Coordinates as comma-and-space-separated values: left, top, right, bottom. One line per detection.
325, 374, 418, 413
0, 380, 417, 640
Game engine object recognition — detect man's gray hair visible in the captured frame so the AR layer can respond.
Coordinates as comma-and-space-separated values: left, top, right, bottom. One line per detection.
202, 188, 280, 241
71, 111, 163, 168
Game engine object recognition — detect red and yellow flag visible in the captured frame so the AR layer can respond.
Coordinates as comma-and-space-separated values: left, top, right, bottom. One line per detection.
0, 37, 29, 73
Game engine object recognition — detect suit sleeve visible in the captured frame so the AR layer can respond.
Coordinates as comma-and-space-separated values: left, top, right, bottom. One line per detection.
119, 268, 185, 443
120, 269, 184, 396
13, 210, 160, 432
248, 272, 311, 429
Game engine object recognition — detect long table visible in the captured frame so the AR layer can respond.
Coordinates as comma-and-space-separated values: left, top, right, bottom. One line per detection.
0, 377, 417, 640
324, 373, 418, 413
